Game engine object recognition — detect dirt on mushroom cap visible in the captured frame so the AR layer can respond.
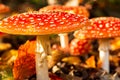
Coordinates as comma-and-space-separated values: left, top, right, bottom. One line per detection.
0, 11, 89, 35
74, 17, 120, 39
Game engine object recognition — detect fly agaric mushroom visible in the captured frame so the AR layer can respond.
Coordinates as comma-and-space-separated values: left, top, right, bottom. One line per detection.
70, 38, 92, 56
40, 5, 89, 17
40, 5, 89, 52
0, 11, 90, 80
0, 3, 10, 14
74, 17, 120, 73
0, 4, 11, 50
0, 3, 10, 33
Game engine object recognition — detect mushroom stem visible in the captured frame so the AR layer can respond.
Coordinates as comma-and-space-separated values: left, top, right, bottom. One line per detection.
36, 35, 50, 80
98, 39, 110, 73
58, 0, 79, 53
58, 33, 69, 52
47, 0, 57, 5
65, 0, 79, 6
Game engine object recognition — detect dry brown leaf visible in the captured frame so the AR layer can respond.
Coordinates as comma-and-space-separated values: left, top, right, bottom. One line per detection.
13, 40, 36, 80
86, 56, 96, 68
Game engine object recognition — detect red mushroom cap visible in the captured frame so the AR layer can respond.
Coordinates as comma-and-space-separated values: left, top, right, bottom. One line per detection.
74, 17, 120, 39
0, 11, 89, 35
70, 38, 92, 56
40, 5, 89, 17
0, 3, 10, 13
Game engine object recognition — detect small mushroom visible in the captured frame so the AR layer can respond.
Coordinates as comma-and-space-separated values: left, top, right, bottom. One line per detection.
0, 3, 10, 14
40, 5, 89, 52
0, 4, 11, 50
70, 38, 92, 56
0, 11, 89, 80
74, 17, 120, 73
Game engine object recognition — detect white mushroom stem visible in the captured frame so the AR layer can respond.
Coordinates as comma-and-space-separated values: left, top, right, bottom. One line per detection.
98, 39, 110, 73
47, 0, 57, 5
58, 0, 79, 52
36, 35, 51, 80
65, 0, 79, 6
58, 33, 69, 51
